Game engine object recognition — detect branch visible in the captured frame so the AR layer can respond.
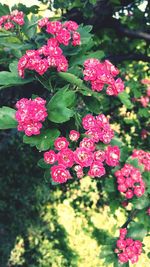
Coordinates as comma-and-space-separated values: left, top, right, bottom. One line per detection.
121, 209, 138, 228
117, 25, 150, 42
106, 53, 150, 64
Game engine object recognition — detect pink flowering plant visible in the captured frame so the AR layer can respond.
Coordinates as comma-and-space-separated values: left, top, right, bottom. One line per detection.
0, 4, 150, 267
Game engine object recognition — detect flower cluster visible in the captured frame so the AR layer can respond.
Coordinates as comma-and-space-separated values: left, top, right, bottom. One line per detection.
43, 114, 120, 183
115, 228, 142, 264
132, 149, 150, 172
18, 20, 81, 78
83, 58, 124, 96
15, 97, 47, 136
0, 10, 24, 30
38, 19, 81, 46
115, 164, 145, 199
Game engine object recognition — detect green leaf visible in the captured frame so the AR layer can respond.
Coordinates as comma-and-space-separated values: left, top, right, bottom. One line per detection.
58, 72, 84, 88
22, 15, 37, 39
47, 88, 76, 123
132, 195, 150, 210
78, 25, 93, 44
120, 146, 131, 162
37, 158, 50, 169
114, 259, 129, 267
127, 222, 147, 241
0, 106, 17, 129
9, 61, 18, 74
0, 70, 34, 89
118, 91, 133, 109
0, 4, 10, 16
82, 95, 102, 114
70, 50, 105, 66
23, 129, 60, 151
126, 157, 144, 173
110, 137, 124, 148
104, 177, 116, 193
138, 108, 150, 118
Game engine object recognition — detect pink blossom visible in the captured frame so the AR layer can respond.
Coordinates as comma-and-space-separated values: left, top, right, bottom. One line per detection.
74, 147, 93, 167
105, 146, 120, 166
80, 137, 95, 151
72, 31, 81, 46
69, 130, 80, 141
94, 150, 105, 162
15, 97, 47, 136
51, 165, 71, 183
82, 114, 97, 130
56, 28, 71, 46
46, 21, 62, 34
54, 137, 69, 151
38, 17, 49, 28
63, 20, 79, 31
88, 161, 105, 178
57, 148, 74, 167
44, 150, 57, 164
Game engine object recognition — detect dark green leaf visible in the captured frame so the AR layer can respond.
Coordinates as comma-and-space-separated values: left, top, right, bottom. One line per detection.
37, 158, 50, 169
127, 222, 147, 241
132, 195, 150, 210
82, 95, 102, 114
118, 91, 133, 109
23, 129, 60, 151
47, 88, 76, 123
110, 137, 124, 148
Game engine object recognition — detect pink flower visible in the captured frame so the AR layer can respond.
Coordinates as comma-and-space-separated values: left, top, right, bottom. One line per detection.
72, 31, 81, 46
105, 146, 120, 166
85, 127, 100, 143
46, 21, 62, 34
51, 165, 71, 183
69, 130, 80, 141
94, 150, 105, 162
4, 22, 14, 30
56, 28, 71, 46
140, 96, 149, 107
119, 228, 127, 239
118, 253, 129, 263
74, 147, 93, 167
133, 185, 145, 197
83, 58, 124, 96
82, 114, 97, 130
80, 137, 95, 151
38, 17, 49, 28
104, 60, 119, 77
44, 150, 57, 164
15, 97, 47, 136
57, 148, 74, 167
125, 189, 134, 199
74, 165, 84, 179
116, 228, 142, 264
88, 161, 105, 178
54, 137, 69, 151
63, 20, 79, 31
118, 184, 127, 193
117, 239, 127, 249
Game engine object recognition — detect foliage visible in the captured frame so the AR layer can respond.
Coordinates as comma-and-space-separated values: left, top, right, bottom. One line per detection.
0, 2, 149, 267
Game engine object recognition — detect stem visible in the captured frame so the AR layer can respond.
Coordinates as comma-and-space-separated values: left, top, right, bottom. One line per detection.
121, 209, 138, 228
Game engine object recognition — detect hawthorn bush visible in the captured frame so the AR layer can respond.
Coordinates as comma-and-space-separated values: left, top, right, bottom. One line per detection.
0, 3, 150, 267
